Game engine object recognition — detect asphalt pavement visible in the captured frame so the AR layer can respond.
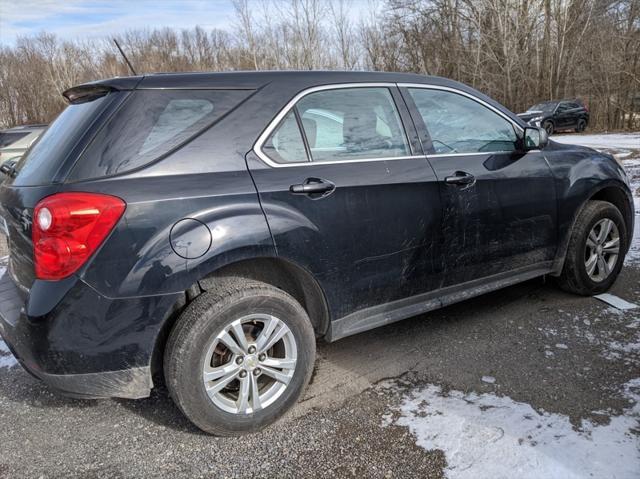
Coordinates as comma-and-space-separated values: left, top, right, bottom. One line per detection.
0, 135, 638, 478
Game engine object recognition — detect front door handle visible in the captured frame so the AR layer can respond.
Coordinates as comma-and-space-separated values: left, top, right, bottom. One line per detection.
444, 171, 476, 186
290, 178, 336, 196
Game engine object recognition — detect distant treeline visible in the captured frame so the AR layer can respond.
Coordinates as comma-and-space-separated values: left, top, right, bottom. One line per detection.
1, 0, 639, 131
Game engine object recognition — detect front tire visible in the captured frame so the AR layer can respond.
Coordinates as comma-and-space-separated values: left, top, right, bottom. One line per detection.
557, 201, 626, 295
164, 277, 316, 435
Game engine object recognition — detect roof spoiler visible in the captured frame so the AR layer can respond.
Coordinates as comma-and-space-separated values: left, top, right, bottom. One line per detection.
62, 85, 115, 104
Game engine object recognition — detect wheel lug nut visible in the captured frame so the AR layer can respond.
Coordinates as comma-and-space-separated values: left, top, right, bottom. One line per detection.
236, 356, 244, 365
258, 353, 266, 361
253, 368, 261, 376
239, 370, 247, 378
248, 345, 256, 354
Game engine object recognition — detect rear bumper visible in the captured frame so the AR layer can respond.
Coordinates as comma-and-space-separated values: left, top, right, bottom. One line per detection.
29, 366, 153, 400
0, 265, 180, 399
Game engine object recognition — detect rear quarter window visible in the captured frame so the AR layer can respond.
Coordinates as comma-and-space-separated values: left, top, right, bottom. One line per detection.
69, 89, 251, 180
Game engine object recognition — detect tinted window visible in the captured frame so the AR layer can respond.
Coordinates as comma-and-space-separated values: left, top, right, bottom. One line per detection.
13, 93, 117, 186
297, 88, 409, 162
263, 111, 308, 163
71, 89, 251, 179
0, 132, 29, 148
409, 88, 517, 154
529, 101, 557, 112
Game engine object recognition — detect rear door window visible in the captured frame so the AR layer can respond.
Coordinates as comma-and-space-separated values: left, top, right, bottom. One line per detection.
262, 111, 309, 163
297, 88, 409, 162
70, 89, 251, 179
261, 87, 410, 165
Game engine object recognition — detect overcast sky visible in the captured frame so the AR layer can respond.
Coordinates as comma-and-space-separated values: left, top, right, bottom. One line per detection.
1, 0, 369, 46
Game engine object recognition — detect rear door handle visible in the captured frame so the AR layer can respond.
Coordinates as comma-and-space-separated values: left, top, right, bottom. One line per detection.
290, 178, 336, 196
444, 171, 475, 186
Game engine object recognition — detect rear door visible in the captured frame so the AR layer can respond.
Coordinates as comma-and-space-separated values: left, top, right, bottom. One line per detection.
401, 85, 558, 287
247, 84, 442, 320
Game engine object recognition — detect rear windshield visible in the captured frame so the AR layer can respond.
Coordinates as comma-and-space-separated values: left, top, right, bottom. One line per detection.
69, 89, 252, 180
0, 131, 29, 148
12, 93, 115, 186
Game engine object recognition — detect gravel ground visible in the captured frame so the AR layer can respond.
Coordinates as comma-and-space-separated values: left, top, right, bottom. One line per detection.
0, 135, 638, 478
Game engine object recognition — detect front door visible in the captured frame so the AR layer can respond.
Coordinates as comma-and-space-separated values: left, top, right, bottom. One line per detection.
247, 85, 442, 320
401, 85, 558, 287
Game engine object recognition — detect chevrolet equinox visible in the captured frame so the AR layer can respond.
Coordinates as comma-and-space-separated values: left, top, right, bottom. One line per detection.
0, 71, 634, 435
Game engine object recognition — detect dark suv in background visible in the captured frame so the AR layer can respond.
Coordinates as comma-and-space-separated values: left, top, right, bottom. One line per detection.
0, 72, 633, 435
518, 99, 589, 135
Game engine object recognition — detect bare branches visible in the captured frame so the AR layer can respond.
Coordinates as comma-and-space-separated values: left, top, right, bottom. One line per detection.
0, 0, 638, 130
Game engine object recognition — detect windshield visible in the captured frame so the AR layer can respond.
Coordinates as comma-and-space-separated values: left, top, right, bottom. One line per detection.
12, 93, 117, 186
528, 102, 557, 112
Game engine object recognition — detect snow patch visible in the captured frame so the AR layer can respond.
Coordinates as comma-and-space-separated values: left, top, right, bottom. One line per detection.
481, 376, 496, 384
0, 347, 17, 369
553, 133, 640, 150
389, 381, 640, 479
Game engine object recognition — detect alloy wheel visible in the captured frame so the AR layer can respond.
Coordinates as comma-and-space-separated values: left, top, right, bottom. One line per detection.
202, 314, 297, 414
584, 218, 620, 282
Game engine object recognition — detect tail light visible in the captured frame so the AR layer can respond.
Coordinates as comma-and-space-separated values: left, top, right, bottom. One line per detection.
33, 192, 126, 280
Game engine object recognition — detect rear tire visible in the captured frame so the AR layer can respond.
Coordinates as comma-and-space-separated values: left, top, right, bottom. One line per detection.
575, 119, 587, 133
543, 120, 555, 135
557, 201, 626, 295
164, 277, 316, 435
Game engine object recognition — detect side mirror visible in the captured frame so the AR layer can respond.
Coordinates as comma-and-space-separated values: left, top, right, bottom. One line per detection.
523, 126, 548, 151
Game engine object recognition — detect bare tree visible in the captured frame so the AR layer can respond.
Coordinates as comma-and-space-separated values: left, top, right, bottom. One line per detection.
0, 0, 638, 130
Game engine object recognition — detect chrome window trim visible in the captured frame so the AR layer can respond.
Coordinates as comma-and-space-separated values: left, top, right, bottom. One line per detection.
253, 82, 421, 168
427, 150, 516, 159
253, 81, 525, 168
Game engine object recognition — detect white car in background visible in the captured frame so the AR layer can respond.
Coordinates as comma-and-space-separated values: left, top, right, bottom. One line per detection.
0, 124, 47, 165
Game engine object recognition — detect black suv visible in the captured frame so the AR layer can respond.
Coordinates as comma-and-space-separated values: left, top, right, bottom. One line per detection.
518, 99, 590, 135
0, 72, 633, 435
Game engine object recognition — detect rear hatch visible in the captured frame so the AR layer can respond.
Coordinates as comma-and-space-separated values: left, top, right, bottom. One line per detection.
0, 79, 253, 292
0, 86, 126, 291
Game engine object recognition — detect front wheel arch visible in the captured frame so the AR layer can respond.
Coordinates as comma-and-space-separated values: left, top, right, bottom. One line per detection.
552, 182, 634, 275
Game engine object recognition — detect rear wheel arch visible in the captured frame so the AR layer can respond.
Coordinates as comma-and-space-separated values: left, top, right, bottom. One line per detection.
150, 256, 330, 378
199, 257, 330, 338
